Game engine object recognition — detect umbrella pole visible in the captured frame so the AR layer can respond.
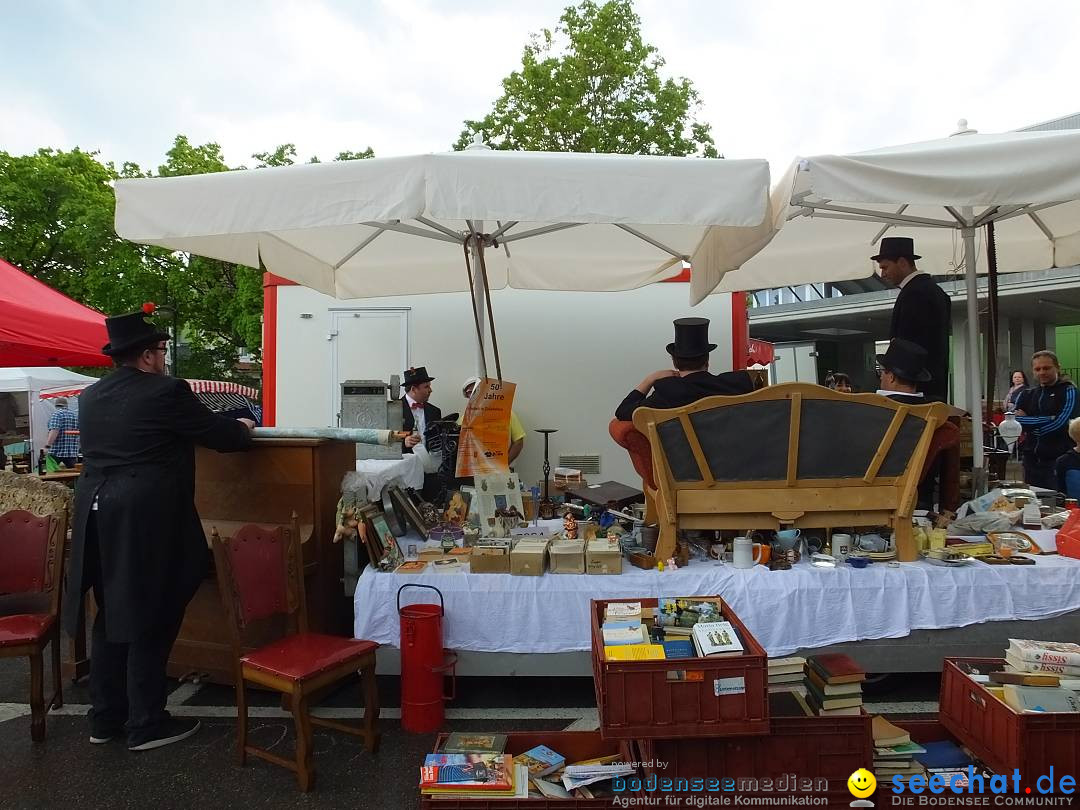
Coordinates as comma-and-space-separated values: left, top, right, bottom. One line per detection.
474, 240, 503, 382
962, 218, 985, 495
463, 239, 489, 379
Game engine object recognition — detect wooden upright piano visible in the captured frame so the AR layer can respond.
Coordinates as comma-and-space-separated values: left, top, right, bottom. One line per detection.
166, 438, 355, 683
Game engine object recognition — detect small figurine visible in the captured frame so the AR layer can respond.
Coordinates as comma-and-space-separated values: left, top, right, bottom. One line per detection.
563, 511, 578, 540
606, 528, 620, 544
666, 556, 678, 569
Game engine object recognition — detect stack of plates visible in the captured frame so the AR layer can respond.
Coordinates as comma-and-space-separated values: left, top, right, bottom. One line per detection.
849, 549, 897, 562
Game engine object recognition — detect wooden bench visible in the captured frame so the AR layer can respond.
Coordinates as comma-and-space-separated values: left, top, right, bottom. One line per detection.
632, 382, 952, 563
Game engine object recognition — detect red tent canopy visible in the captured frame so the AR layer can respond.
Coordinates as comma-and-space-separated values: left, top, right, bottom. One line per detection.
0, 257, 111, 367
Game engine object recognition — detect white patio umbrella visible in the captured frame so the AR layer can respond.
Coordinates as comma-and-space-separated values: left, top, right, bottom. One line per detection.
114, 139, 773, 378
694, 125, 1080, 487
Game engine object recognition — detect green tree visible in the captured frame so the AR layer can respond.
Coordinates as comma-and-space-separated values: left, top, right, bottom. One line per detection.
455, 0, 718, 156
0, 137, 375, 384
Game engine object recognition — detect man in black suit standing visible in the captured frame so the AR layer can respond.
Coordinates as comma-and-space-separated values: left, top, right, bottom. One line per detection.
63, 309, 253, 751
614, 317, 756, 421
874, 237, 952, 401
401, 366, 443, 499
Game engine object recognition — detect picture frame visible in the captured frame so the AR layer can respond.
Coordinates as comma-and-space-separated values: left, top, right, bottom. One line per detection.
363, 507, 404, 572
475, 473, 524, 536
388, 485, 434, 539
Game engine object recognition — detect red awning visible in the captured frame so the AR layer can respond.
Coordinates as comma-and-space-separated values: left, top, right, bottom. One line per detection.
0, 258, 111, 367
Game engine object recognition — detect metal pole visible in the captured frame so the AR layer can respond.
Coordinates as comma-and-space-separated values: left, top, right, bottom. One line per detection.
471, 223, 487, 378
962, 216, 985, 494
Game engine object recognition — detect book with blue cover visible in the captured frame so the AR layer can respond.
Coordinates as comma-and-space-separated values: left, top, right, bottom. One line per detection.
518, 744, 565, 777
915, 741, 972, 771
661, 639, 695, 659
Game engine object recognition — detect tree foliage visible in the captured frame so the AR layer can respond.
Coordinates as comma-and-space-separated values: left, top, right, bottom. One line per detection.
0, 137, 373, 383
455, 0, 718, 157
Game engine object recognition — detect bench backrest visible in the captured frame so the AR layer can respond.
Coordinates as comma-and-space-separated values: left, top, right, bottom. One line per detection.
633, 382, 950, 505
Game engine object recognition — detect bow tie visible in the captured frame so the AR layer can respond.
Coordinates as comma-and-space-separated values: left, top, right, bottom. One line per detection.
410, 402, 424, 410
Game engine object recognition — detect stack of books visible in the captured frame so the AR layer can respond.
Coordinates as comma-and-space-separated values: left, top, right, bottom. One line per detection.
1005, 638, 1080, 684
690, 620, 744, 659
419, 752, 525, 799
871, 716, 927, 783
602, 601, 664, 661
768, 657, 807, 696
804, 654, 865, 716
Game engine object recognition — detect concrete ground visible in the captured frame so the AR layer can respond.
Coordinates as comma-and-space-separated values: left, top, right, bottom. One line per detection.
0, 656, 939, 809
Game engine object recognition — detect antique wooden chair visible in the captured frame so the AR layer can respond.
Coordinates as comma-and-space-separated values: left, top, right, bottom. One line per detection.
211, 515, 380, 791
0, 508, 66, 741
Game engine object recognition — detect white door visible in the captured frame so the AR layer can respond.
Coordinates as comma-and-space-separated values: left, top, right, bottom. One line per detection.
328, 308, 409, 426
771, 342, 818, 384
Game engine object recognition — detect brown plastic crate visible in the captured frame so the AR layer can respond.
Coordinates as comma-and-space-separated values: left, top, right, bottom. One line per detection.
940, 657, 1080, 779
635, 711, 871, 804
421, 731, 632, 809
591, 597, 769, 739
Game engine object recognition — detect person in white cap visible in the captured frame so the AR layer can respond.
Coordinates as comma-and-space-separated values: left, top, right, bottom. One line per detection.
461, 377, 526, 466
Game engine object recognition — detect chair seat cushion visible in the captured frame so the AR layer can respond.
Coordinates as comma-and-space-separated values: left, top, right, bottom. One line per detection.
0, 613, 54, 647
242, 633, 377, 681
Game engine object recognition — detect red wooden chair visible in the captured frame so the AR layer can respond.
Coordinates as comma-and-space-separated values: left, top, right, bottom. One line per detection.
0, 509, 65, 741
211, 516, 379, 791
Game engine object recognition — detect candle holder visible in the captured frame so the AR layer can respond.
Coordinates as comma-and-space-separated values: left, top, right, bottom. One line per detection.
536, 428, 558, 520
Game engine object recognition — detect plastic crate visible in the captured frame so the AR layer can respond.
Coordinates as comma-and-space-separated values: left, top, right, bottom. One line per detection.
591, 597, 769, 739
421, 731, 632, 809
940, 657, 1080, 778
635, 711, 872, 803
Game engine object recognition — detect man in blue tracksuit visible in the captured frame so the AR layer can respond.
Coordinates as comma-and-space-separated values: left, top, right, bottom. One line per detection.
1014, 350, 1079, 490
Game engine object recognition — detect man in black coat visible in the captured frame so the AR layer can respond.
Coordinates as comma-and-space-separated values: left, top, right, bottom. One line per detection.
614, 317, 756, 422
63, 310, 253, 750
874, 339, 931, 406
400, 366, 442, 499
875, 237, 952, 401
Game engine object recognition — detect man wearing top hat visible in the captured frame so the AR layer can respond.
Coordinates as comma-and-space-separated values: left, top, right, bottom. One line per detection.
63, 308, 253, 752
400, 366, 442, 453
875, 339, 932, 405
614, 318, 756, 421
874, 237, 952, 401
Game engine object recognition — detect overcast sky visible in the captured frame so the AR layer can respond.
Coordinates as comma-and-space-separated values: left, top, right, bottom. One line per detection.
3, 0, 1078, 175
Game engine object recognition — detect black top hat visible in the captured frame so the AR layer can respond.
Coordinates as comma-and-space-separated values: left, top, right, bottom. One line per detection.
401, 366, 435, 388
102, 311, 170, 357
666, 318, 716, 359
871, 236, 921, 262
876, 339, 931, 383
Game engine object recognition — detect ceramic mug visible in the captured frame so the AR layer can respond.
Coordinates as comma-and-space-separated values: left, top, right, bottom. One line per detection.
775, 528, 801, 551
832, 533, 854, 559
733, 536, 766, 569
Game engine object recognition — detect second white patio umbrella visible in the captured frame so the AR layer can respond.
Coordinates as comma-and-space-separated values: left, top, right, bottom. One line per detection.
694, 126, 1080, 486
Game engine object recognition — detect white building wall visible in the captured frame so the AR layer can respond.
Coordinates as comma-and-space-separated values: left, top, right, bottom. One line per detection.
276, 285, 735, 487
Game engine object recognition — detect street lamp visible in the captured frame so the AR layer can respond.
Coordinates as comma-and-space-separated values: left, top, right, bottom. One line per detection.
150, 303, 180, 377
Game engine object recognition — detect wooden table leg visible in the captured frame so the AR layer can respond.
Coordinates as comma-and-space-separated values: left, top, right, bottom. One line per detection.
62, 591, 91, 683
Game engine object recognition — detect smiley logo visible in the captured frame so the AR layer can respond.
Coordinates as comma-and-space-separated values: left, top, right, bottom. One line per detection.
848, 768, 876, 798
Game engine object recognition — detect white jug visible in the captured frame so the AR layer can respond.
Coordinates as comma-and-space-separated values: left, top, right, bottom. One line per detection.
733, 536, 765, 569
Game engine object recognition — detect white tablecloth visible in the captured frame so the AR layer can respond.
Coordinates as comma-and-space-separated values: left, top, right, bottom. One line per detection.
353, 550, 1080, 657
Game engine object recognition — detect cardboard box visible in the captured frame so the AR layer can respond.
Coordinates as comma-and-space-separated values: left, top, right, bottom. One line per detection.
511, 538, 549, 576
586, 539, 623, 575
469, 541, 511, 574
549, 540, 586, 574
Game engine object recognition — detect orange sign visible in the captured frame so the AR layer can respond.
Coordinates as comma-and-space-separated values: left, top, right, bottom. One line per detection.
455, 378, 517, 477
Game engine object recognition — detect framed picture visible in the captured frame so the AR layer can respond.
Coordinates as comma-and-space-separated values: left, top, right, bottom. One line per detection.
363, 508, 404, 572
475, 473, 524, 535
388, 485, 434, 539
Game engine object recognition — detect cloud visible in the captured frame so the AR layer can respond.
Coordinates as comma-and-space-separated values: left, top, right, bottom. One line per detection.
4, 0, 1079, 179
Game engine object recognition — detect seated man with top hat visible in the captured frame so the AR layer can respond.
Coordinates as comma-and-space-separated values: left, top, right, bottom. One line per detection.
875, 338, 962, 512
610, 318, 757, 490
400, 366, 443, 499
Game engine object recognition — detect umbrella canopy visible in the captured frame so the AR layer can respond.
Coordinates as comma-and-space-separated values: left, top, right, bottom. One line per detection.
0, 258, 111, 367
114, 145, 772, 300
703, 128, 1080, 296
695, 126, 1080, 487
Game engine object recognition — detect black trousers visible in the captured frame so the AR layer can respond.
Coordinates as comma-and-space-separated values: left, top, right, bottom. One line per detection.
1022, 455, 1057, 491
86, 515, 187, 740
